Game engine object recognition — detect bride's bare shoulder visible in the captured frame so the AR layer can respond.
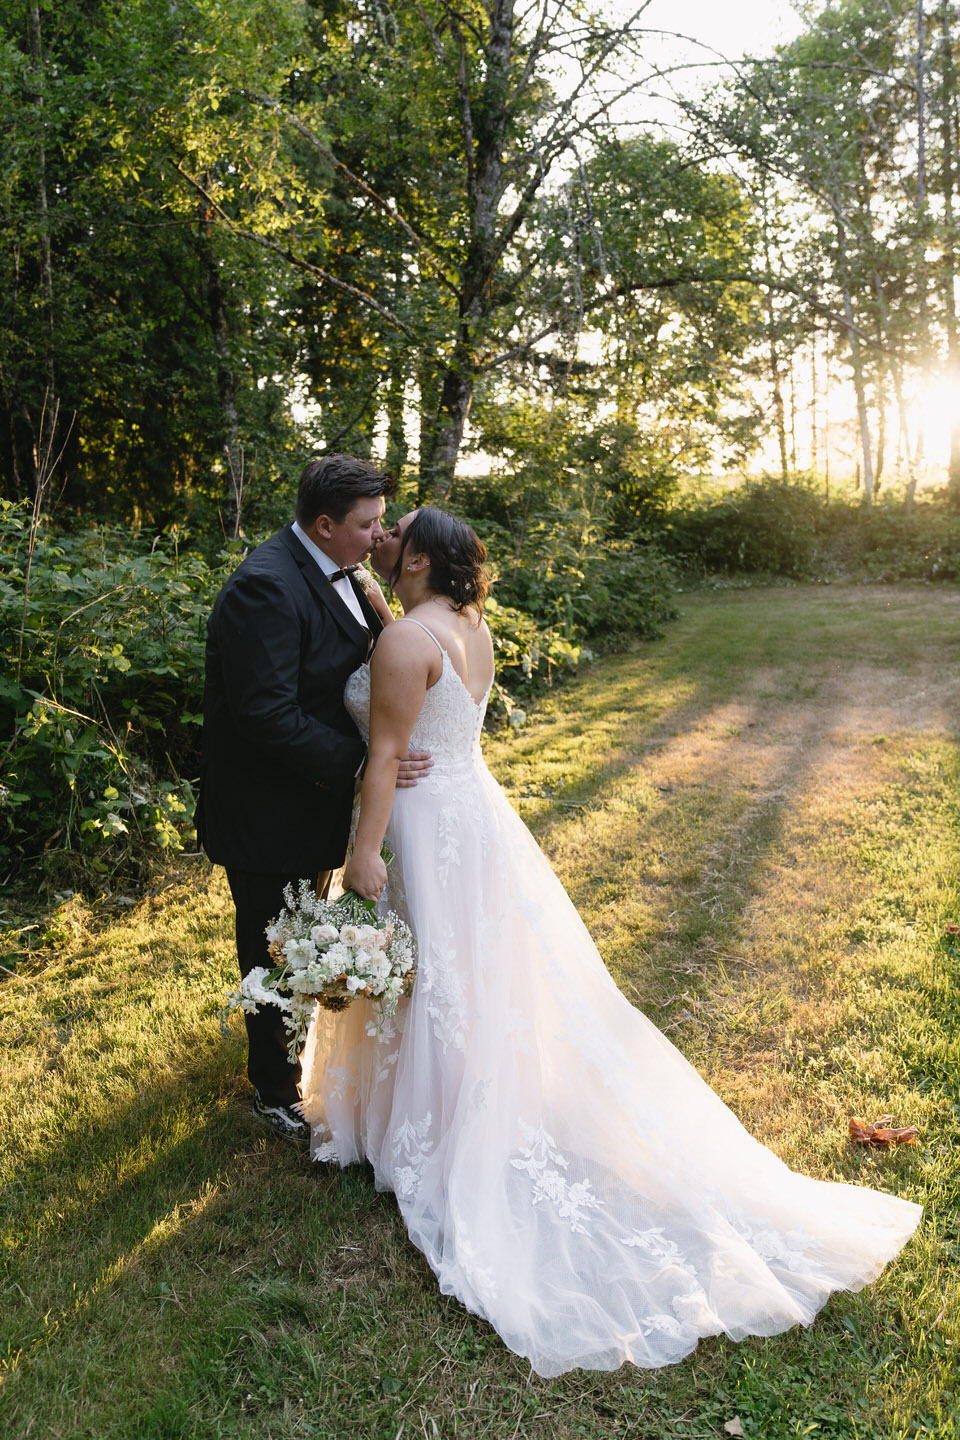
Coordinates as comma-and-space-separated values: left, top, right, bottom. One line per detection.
373, 617, 438, 659
370, 618, 444, 688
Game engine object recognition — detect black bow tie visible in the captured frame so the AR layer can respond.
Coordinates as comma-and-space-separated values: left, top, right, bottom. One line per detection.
327, 565, 360, 583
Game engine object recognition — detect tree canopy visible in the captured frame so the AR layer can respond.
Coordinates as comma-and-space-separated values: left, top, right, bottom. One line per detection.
3, 0, 960, 522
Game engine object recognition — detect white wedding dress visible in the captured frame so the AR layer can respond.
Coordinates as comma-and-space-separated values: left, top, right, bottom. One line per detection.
300, 621, 921, 1377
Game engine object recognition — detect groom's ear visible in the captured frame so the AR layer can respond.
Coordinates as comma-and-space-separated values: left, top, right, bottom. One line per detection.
311, 514, 334, 543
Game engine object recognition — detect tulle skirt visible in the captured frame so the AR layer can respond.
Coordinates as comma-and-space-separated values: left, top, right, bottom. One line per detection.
300, 759, 921, 1375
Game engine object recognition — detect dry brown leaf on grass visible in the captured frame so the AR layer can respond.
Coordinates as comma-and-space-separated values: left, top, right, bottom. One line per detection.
848, 1114, 919, 1147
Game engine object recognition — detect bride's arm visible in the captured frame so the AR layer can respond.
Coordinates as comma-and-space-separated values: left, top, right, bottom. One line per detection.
342, 625, 435, 900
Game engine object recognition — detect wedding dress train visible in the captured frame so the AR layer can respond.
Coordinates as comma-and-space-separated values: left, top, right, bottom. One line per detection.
300, 622, 921, 1376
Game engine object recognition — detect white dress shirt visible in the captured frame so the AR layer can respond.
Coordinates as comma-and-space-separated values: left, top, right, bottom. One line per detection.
291, 520, 368, 631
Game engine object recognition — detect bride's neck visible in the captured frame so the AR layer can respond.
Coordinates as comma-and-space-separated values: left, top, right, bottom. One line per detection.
394, 576, 447, 613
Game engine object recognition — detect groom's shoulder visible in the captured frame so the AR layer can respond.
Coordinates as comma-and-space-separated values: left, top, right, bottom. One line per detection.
245, 524, 297, 567
226, 526, 299, 583
211, 527, 305, 618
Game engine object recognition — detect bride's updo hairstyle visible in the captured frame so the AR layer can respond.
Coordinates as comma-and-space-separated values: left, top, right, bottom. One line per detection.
391, 506, 489, 615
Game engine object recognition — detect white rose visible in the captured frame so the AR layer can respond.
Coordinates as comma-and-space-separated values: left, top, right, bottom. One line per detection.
339, 924, 360, 946
355, 925, 379, 947
311, 923, 339, 944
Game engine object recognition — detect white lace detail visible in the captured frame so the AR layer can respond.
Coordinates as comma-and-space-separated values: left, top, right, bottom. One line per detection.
447, 1211, 499, 1313
325, 1062, 356, 1104
391, 1113, 434, 1201
344, 639, 488, 773
436, 804, 462, 883
731, 1221, 827, 1274
510, 1122, 605, 1235
621, 1228, 683, 1264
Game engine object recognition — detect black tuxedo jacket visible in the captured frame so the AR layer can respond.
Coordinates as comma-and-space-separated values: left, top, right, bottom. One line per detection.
195, 525, 383, 873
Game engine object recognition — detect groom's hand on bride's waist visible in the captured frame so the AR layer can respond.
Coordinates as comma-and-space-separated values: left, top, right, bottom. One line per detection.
395, 749, 432, 788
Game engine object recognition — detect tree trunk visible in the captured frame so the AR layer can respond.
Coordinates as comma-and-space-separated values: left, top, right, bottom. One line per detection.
198, 222, 242, 536
823, 327, 831, 499
22, 3, 58, 498
421, 0, 515, 499
917, 0, 927, 205
417, 356, 442, 500
768, 320, 788, 480
940, 1, 960, 501
871, 270, 919, 510
423, 357, 474, 502
760, 196, 788, 479
836, 221, 874, 506
27, 4, 54, 399
385, 347, 408, 479
810, 338, 818, 476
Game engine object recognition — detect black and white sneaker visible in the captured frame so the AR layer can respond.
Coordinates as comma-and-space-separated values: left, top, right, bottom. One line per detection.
252, 1093, 310, 1147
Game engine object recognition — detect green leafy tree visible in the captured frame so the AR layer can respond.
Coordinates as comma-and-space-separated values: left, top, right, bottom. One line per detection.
0, 0, 310, 524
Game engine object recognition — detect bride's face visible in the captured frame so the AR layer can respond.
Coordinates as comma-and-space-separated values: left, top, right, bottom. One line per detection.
371, 510, 418, 580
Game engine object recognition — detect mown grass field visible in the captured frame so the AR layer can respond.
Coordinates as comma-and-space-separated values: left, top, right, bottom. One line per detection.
2, 582, 958, 1439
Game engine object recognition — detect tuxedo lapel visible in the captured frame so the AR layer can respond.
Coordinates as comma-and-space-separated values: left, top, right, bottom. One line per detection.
352, 576, 385, 641
278, 525, 371, 648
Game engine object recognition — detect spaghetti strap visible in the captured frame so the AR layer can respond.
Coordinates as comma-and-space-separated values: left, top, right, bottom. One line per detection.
400, 615, 492, 706
402, 616, 446, 659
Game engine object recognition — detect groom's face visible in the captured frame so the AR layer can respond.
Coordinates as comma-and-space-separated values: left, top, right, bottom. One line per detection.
311, 497, 386, 567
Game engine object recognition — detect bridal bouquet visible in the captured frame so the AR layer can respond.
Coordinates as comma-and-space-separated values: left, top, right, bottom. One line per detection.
229, 872, 417, 1062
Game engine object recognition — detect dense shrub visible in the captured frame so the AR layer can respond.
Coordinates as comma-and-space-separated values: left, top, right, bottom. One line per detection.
491, 538, 677, 644
0, 502, 228, 884
662, 480, 821, 577
4, 497, 658, 888
660, 479, 960, 583
852, 506, 960, 580
454, 468, 678, 647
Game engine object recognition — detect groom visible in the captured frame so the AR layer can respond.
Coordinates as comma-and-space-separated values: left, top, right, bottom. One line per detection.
196, 454, 427, 1144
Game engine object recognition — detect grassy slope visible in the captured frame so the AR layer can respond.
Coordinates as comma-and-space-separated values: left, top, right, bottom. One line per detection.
1, 583, 958, 1439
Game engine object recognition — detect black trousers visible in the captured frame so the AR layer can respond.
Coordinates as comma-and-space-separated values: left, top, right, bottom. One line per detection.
226, 867, 333, 1107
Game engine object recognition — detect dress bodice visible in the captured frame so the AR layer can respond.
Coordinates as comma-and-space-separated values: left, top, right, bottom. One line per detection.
344, 628, 490, 777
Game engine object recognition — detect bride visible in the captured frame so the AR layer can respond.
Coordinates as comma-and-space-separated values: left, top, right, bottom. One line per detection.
299, 505, 921, 1377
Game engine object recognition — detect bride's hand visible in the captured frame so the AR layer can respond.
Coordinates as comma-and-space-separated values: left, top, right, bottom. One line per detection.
342, 846, 388, 902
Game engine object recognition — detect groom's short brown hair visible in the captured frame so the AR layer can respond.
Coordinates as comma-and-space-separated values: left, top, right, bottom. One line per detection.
295, 454, 396, 525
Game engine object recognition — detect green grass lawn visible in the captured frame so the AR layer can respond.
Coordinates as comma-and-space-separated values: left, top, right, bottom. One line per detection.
2, 583, 958, 1439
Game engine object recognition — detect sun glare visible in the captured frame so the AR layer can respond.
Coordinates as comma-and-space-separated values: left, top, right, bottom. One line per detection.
916, 374, 960, 455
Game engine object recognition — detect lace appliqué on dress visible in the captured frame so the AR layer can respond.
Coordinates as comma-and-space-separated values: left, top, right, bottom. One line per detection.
510, 1122, 605, 1236
391, 1113, 434, 1202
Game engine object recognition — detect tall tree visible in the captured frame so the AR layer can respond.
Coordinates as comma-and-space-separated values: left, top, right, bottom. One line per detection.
193, 0, 768, 496
0, 0, 309, 522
